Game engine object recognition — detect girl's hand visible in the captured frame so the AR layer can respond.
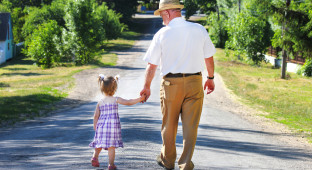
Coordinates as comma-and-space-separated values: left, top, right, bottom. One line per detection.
140, 94, 146, 102
94, 125, 97, 131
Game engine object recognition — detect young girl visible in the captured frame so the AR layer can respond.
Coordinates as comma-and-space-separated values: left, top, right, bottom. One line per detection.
89, 74, 145, 169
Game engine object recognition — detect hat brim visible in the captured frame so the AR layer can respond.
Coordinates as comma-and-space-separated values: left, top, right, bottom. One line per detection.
154, 5, 184, 16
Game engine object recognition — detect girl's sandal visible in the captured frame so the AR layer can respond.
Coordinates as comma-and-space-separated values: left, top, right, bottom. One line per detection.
91, 157, 100, 167
108, 164, 117, 170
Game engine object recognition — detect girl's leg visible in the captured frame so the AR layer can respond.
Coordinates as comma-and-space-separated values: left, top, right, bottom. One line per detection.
93, 148, 102, 159
91, 148, 102, 167
108, 147, 116, 166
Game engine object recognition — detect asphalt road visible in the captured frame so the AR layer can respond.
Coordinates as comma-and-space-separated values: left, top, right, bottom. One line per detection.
0, 14, 312, 170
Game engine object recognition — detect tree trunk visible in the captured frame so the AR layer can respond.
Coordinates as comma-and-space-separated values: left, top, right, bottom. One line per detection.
281, 49, 287, 79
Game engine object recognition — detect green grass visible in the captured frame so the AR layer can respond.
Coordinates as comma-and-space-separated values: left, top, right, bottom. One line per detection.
214, 48, 312, 141
0, 22, 144, 126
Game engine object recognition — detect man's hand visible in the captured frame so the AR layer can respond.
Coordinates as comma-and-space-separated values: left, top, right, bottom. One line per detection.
140, 88, 151, 103
204, 79, 215, 94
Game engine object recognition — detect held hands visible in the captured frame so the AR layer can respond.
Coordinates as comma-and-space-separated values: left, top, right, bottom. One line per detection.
140, 87, 151, 103
140, 94, 147, 102
204, 79, 215, 94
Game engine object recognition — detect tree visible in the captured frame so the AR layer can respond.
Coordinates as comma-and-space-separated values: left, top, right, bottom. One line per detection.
26, 20, 61, 69
11, 7, 25, 43
6, 0, 53, 9
0, 0, 11, 12
98, 0, 138, 23
184, 0, 199, 19
268, 0, 312, 78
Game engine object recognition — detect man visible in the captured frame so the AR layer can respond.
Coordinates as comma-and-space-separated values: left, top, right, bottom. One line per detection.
140, 0, 216, 169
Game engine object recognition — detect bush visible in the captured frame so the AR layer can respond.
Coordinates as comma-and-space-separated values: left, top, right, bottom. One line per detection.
62, 0, 105, 65
95, 3, 123, 40
301, 58, 312, 77
207, 13, 228, 48
226, 12, 272, 65
26, 20, 61, 69
22, 1, 65, 39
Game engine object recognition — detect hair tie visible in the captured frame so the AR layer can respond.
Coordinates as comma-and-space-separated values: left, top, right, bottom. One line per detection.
99, 74, 105, 80
114, 75, 120, 82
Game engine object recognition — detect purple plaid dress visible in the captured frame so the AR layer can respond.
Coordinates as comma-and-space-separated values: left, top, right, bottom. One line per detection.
89, 98, 123, 149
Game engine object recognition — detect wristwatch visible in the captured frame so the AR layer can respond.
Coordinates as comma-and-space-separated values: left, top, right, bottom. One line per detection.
207, 76, 214, 80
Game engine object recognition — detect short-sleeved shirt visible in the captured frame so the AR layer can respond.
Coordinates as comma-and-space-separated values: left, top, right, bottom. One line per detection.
143, 17, 216, 76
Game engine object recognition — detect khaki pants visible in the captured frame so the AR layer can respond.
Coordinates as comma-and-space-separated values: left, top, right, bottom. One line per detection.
159, 75, 204, 170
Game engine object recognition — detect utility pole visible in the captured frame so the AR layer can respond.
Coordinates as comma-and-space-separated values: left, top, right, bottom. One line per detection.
281, 0, 291, 79
238, 0, 241, 13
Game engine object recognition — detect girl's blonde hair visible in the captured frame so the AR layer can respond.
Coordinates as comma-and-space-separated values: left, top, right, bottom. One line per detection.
98, 75, 119, 96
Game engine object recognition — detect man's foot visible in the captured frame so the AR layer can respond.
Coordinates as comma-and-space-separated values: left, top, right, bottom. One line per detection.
156, 155, 173, 170
91, 157, 100, 167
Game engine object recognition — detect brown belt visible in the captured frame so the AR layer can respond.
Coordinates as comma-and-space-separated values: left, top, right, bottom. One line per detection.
164, 72, 201, 78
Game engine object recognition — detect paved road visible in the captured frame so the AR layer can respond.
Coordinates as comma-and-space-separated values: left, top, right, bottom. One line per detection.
0, 14, 312, 170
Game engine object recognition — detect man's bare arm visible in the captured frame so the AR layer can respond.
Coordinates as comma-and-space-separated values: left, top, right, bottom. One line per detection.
140, 63, 157, 102
205, 57, 214, 78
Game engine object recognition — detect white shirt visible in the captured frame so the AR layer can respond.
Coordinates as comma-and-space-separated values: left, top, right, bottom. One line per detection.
143, 17, 216, 76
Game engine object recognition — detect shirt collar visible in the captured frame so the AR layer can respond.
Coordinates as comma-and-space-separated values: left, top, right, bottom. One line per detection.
168, 17, 185, 27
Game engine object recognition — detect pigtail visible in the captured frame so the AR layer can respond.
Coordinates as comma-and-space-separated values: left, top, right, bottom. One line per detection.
98, 74, 105, 86
114, 75, 120, 83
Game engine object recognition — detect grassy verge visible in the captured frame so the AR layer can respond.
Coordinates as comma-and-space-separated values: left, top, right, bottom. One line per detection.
214, 48, 312, 142
0, 22, 144, 126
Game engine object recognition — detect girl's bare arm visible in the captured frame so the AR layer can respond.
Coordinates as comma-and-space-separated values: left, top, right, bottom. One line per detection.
93, 103, 100, 130
116, 95, 145, 106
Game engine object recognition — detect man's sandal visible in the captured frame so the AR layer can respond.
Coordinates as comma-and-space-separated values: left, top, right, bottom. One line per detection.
91, 157, 100, 167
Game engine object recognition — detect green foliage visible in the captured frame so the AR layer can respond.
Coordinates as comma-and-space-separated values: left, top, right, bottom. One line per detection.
301, 59, 312, 77
184, 0, 217, 19
11, 7, 25, 43
95, 3, 123, 40
5, 0, 53, 9
0, 0, 11, 12
22, 1, 65, 40
2, 0, 126, 68
270, 0, 312, 63
207, 12, 227, 48
184, 0, 199, 19
62, 0, 105, 65
226, 11, 272, 65
100, 0, 138, 23
26, 20, 61, 69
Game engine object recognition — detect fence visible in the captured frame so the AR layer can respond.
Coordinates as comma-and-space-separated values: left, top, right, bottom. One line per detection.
268, 46, 306, 65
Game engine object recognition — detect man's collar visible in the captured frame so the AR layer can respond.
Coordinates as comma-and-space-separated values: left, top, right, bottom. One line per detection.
168, 17, 184, 27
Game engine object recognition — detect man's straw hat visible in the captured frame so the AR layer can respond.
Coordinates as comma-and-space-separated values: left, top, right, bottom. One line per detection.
154, 0, 184, 16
